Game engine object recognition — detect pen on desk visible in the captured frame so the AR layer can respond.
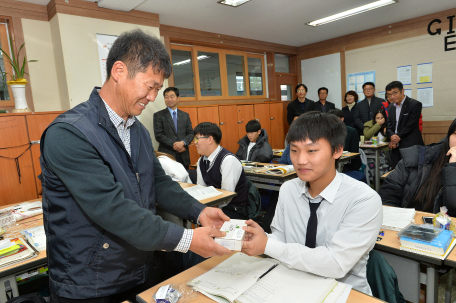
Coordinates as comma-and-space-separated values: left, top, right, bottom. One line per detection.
257, 263, 278, 281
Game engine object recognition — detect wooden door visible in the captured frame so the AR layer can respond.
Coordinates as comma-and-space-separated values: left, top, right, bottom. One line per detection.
178, 107, 199, 166
0, 116, 37, 205
236, 105, 254, 140
253, 104, 270, 138
269, 103, 285, 149
197, 106, 219, 125
26, 113, 60, 196
275, 74, 297, 102
219, 105, 238, 154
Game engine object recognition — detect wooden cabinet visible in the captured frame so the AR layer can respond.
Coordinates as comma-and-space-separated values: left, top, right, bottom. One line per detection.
269, 103, 285, 149
219, 105, 238, 154
253, 104, 270, 137
0, 112, 62, 205
236, 105, 254, 139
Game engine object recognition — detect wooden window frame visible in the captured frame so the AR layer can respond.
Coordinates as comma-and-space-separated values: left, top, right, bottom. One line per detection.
169, 44, 267, 102
0, 16, 15, 107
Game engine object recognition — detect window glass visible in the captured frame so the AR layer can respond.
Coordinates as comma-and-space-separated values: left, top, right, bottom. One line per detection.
248, 57, 264, 96
275, 54, 290, 73
0, 22, 11, 101
197, 51, 221, 97
226, 54, 246, 96
280, 85, 292, 101
171, 49, 195, 97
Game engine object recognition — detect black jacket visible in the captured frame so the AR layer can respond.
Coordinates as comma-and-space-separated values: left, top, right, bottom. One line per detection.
342, 104, 361, 135
380, 143, 456, 216
386, 97, 424, 148
353, 96, 385, 132
343, 125, 361, 172
286, 98, 315, 125
313, 100, 335, 113
235, 129, 273, 163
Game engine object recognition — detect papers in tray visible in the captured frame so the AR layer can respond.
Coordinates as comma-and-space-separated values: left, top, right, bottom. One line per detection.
21, 226, 46, 252
184, 185, 223, 201
0, 238, 37, 269
189, 253, 342, 303
382, 206, 416, 231
265, 165, 295, 175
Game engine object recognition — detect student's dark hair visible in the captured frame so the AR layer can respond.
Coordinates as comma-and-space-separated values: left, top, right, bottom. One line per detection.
373, 109, 387, 137
328, 109, 344, 119
385, 81, 403, 92
344, 91, 359, 103
318, 87, 328, 94
106, 29, 172, 80
413, 118, 456, 211
287, 111, 346, 154
246, 120, 261, 133
193, 122, 222, 144
163, 87, 179, 97
295, 84, 308, 93
362, 82, 375, 89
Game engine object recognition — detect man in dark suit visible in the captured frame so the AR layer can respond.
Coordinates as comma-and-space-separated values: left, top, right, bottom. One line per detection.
286, 84, 315, 125
353, 82, 385, 135
385, 81, 424, 167
153, 87, 194, 168
314, 87, 335, 113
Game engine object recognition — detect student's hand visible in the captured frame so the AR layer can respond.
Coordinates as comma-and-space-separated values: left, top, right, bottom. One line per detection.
377, 117, 385, 126
190, 227, 232, 258
198, 207, 230, 229
173, 141, 185, 151
241, 220, 268, 256
447, 146, 456, 163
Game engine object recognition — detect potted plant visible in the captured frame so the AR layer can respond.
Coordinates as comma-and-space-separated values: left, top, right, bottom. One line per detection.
0, 38, 36, 112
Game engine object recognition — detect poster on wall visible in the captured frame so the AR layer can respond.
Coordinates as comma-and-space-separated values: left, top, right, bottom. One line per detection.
397, 65, 411, 85
378, 91, 385, 100
347, 71, 375, 101
417, 62, 432, 84
96, 34, 118, 85
404, 89, 412, 98
417, 87, 433, 108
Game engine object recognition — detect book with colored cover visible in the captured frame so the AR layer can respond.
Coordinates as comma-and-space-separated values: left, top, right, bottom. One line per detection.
188, 253, 343, 303
0, 238, 37, 269
265, 165, 295, 175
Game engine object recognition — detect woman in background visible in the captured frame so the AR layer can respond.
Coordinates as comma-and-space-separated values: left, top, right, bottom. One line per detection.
380, 118, 456, 216
342, 91, 359, 134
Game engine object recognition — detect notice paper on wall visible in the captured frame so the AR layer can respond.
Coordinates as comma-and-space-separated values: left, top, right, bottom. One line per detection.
417, 87, 433, 108
96, 34, 118, 85
397, 65, 412, 85
378, 91, 385, 100
417, 62, 432, 84
404, 89, 412, 98
347, 71, 375, 100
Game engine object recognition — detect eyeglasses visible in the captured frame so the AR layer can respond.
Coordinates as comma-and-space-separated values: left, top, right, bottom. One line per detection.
297, 90, 306, 93
363, 87, 374, 91
385, 90, 401, 98
193, 136, 209, 143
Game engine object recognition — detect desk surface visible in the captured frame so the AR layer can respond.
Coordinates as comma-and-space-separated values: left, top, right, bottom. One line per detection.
179, 183, 237, 207
381, 170, 393, 179
0, 201, 47, 279
137, 253, 384, 303
340, 152, 360, 160
360, 143, 388, 149
375, 210, 446, 265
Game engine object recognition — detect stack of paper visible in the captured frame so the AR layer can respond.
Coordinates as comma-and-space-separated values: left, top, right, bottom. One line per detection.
0, 238, 36, 269
265, 165, 295, 175
382, 206, 416, 231
184, 185, 223, 201
21, 226, 46, 252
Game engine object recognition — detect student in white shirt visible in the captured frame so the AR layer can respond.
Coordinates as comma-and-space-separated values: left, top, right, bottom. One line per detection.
241, 111, 382, 295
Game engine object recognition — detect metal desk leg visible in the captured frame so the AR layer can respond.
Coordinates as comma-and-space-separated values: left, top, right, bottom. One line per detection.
427, 265, 439, 303
375, 149, 380, 192
445, 268, 454, 303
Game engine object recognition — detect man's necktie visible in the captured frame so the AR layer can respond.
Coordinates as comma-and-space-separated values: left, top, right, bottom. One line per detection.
172, 111, 178, 132
305, 202, 322, 248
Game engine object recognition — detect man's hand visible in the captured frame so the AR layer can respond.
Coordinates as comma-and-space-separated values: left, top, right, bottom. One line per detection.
173, 141, 185, 152
241, 220, 268, 256
390, 134, 401, 145
447, 146, 456, 163
199, 207, 230, 229
189, 227, 231, 258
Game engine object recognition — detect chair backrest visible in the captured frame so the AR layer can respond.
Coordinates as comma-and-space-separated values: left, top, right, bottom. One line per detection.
246, 179, 262, 219
155, 151, 176, 161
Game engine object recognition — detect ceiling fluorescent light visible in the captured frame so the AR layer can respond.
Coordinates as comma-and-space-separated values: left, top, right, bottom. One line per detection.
306, 0, 398, 27
173, 55, 210, 66
218, 0, 251, 8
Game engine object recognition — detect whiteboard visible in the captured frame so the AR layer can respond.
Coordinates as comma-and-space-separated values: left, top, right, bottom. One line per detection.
301, 53, 342, 109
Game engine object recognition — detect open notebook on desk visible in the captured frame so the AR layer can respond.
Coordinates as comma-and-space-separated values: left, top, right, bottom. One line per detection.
382, 206, 416, 231
183, 185, 223, 201
188, 253, 345, 303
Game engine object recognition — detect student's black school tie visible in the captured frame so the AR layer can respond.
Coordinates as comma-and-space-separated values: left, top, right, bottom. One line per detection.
305, 202, 322, 249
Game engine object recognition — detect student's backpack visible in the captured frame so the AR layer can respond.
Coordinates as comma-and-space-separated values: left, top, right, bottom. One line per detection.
246, 179, 262, 219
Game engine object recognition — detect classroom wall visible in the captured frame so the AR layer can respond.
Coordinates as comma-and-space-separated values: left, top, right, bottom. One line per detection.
346, 34, 456, 121
21, 19, 62, 112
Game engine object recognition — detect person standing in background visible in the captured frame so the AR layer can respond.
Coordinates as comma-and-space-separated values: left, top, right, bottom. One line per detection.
342, 91, 360, 135
314, 87, 335, 113
354, 82, 385, 136
286, 84, 315, 125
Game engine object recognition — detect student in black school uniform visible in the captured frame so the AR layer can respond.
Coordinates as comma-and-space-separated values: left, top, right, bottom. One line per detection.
314, 87, 335, 113
380, 118, 456, 216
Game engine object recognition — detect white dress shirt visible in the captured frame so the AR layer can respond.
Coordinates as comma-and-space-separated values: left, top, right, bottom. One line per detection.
265, 172, 382, 295
197, 145, 243, 208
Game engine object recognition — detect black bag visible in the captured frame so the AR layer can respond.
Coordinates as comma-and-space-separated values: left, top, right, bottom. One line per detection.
6, 293, 46, 303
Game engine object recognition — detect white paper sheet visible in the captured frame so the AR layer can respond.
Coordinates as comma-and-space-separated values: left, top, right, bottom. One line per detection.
417, 62, 432, 84
417, 87, 433, 108
397, 65, 412, 85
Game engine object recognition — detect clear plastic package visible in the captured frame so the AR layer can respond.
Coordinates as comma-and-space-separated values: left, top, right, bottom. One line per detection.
153, 282, 197, 303
397, 223, 443, 242
433, 206, 456, 232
